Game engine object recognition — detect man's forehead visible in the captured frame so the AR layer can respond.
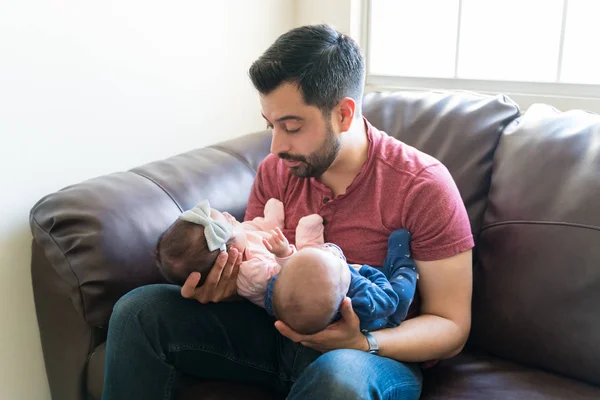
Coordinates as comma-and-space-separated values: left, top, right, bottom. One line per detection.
259, 83, 314, 120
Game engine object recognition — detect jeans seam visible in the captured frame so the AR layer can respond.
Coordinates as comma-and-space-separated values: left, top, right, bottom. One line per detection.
287, 345, 302, 384
168, 343, 280, 376
163, 366, 176, 400
381, 380, 422, 399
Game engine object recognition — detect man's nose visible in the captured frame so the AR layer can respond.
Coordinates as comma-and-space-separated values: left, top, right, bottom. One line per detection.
270, 128, 291, 155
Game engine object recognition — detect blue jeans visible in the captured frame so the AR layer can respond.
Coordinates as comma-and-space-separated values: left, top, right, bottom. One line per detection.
101, 284, 423, 400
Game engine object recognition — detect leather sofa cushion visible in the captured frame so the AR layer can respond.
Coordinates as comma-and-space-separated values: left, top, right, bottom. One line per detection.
472, 104, 600, 385
421, 352, 600, 399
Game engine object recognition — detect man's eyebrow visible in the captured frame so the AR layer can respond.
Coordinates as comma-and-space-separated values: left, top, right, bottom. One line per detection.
261, 113, 304, 122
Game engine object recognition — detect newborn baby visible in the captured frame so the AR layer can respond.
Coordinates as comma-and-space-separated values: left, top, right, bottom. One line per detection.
155, 198, 328, 307
265, 229, 418, 335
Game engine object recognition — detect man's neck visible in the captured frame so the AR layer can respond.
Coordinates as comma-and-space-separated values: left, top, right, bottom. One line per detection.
319, 118, 369, 196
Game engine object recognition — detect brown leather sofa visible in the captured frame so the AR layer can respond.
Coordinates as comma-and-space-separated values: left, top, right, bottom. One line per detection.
30, 90, 600, 399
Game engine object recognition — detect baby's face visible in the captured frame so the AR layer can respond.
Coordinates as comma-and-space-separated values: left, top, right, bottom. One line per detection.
210, 208, 248, 252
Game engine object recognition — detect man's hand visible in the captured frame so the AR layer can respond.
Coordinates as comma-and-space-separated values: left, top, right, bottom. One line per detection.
262, 227, 292, 258
275, 297, 368, 353
181, 247, 242, 303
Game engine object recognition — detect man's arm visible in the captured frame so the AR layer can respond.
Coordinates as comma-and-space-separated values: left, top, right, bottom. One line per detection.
366, 162, 473, 360
369, 249, 472, 361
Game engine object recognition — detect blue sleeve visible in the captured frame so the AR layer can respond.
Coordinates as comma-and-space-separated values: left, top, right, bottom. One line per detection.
382, 229, 419, 327
347, 266, 400, 331
264, 274, 277, 317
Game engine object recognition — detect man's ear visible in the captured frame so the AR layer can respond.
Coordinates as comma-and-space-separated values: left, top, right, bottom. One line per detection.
336, 97, 357, 132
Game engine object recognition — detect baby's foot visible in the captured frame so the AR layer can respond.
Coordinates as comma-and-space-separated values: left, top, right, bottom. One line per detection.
263, 198, 285, 229
296, 214, 324, 249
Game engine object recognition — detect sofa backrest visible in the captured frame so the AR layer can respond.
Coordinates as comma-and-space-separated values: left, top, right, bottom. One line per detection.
471, 104, 600, 385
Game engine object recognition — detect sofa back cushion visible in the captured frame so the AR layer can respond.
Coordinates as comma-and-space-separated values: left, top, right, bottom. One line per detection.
472, 104, 600, 385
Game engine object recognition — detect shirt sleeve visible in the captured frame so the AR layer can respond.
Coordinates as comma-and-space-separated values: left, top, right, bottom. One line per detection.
402, 164, 475, 261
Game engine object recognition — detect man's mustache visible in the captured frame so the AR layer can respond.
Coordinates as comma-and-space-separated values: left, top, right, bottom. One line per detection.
278, 153, 308, 163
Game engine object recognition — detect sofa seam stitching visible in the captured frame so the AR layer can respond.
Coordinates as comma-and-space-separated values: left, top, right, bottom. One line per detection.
129, 171, 183, 212
209, 145, 257, 174
481, 220, 600, 233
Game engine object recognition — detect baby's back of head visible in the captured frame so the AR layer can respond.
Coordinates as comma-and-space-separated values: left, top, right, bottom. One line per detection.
155, 219, 220, 286
272, 247, 348, 335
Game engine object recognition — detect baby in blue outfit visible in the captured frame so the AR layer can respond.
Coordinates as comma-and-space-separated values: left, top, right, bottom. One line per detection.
264, 229, 418, 335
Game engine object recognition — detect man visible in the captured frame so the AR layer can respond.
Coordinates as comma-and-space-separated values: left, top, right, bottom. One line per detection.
102, 24, 473, 400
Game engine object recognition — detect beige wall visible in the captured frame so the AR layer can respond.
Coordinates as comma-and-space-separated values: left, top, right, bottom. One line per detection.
0, 1, 293, 398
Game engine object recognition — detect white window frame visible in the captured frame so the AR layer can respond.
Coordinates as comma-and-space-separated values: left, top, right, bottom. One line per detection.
357, 0, 600, 113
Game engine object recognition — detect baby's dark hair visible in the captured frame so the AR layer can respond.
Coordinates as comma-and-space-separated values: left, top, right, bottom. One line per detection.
154, 218, 231, 287
271, 270, 343, 335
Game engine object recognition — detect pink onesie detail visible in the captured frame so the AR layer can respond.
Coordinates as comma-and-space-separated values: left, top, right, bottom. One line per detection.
234, 199, 324, 307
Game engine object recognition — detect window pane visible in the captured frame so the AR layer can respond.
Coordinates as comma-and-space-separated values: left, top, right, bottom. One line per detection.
560, 0, 600, 84
369, 0, 459, 78
458, 0, 563, 82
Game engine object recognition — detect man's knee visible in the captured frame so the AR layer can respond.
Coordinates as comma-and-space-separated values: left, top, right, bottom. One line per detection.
290, 350, 366, 400
110, 284, 178, 328
289, 349, 422, 400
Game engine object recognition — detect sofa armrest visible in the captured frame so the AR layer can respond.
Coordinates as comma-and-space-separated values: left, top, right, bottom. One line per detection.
31, 241, 94, 400
29, 130, 272, 398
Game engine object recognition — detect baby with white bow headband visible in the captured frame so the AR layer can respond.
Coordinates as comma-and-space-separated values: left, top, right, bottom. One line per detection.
155, 198, 332, 307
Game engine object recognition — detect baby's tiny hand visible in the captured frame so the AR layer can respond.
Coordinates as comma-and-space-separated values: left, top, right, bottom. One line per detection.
263, 227, 292, 258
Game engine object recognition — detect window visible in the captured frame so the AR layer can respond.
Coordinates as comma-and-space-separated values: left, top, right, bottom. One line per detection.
363, 0, 600, 110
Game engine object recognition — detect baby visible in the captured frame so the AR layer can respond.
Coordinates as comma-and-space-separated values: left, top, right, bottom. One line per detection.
155, 198, 335, 307
264, 229, 418, 335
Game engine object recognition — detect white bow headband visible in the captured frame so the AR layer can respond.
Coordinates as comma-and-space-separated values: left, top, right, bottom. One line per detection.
179, 200, 232, 252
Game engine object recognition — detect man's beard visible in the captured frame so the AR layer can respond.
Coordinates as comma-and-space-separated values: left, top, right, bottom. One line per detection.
278, 121, 341, 178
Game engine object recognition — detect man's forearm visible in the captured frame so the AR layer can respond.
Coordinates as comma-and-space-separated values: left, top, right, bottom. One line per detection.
370, 314, 469, 362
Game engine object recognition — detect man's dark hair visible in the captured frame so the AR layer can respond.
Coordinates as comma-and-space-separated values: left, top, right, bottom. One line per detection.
249, 24, 365, 116
154, 219, 228, 287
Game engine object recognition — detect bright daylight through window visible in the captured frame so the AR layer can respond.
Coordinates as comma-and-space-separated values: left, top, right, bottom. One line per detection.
365, 0, 600, 108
